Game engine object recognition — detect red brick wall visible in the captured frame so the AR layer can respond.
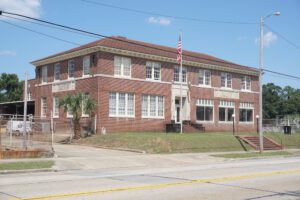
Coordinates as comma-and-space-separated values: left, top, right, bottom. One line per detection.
33, 50, 259, 133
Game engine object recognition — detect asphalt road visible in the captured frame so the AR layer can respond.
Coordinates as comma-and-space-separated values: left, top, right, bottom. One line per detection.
0, 144, 299, 200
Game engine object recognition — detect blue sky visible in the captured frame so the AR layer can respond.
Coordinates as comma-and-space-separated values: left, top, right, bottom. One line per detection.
0, 0, 299, 88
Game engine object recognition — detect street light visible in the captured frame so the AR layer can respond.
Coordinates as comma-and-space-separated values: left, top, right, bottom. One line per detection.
256, 115, 259, 135
232, 114, 235, 135
259, 11, 280, 153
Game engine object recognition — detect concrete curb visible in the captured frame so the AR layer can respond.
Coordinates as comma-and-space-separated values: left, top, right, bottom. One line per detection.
0, 168, 57, 175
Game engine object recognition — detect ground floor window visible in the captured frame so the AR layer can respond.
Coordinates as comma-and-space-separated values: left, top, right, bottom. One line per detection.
239, 102, 253, 122
196, 99, 214, 122
142, 95, 164, 118
109, 92, 135, 117
219, 101, 234, 122
41, 97, 46, 117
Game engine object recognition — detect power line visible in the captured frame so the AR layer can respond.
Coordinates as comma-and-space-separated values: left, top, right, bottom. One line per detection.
265, 24, 300, 51
0, 19, 80, 46
1, 15, 99, 39
80, 0, 258, 25
264, 69, 300, 80
0, 10, 253, 69
1, 10, 299, 82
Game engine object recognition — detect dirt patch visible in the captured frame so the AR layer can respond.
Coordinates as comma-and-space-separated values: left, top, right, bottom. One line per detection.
0, 149, 54, 159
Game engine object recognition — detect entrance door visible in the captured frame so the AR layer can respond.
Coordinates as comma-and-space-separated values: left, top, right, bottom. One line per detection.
175, 99, 180, 123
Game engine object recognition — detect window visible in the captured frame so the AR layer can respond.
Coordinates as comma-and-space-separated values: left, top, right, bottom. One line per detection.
83, 56, 90, 76
114, 56, 131, 77
82, 93, 89, 117
41, 97, 46, 117
53, 96, 59, 118
199, 69, 211, 86
142, 95, 164, 118
54, 63, 60, 81
174, 66, 187, 83
239, 102, 254, 122
109, 92, 135, 117
68, 60, 75, 79
196, 99, 214, 122
41, 66, 47, 83
221, 73, 232, 88
67, 106, 73, 118
241, 76, 251, 91
146, 62, 161, 81
219, 101, 234, 122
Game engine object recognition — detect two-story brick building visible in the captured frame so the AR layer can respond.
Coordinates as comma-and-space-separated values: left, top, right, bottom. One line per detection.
30, 36, 260, 133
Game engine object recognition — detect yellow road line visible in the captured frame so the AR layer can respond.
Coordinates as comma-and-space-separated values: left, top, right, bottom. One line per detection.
14, 168, 300, 200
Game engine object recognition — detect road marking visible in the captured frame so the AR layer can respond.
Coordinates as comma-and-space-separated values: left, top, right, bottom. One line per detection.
13, 168, 300, 200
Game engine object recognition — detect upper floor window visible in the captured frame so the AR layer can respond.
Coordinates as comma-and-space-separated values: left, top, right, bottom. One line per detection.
174, 66, 187, 83
146, 62, 161, 81
114, 56, 131, 77
41, 66, 47, 83
54, 63, 60, 81
221, 72, 232, 88
83, 56, 90, 76
241, 76, 251, 91
199, 69, 211, 86
68, 60, 75, 79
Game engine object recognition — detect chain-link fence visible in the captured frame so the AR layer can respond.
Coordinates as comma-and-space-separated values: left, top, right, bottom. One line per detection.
263, 117, 300, 133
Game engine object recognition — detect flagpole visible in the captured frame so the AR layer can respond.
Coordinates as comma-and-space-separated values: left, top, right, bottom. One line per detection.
179, 31, 183, 134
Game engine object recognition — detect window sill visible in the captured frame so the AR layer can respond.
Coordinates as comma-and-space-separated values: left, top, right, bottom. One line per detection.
196, 120, 214, 124
218, 121, 234, 124
220, 87, 233, 90
109, 115, 135, 118
81, 115, 90, 118
114, 75, 131, 78
142, 116, 164, 119
241, 89, 252, 92
198, 84, 211, 88
53, 116, 59, 119
239, 122, 254, 124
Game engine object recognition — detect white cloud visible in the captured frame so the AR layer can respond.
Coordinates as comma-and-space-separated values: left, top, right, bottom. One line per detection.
0, 50, 16, 56
255, 31, 278, 47
0, 0, 42, 18
147, 16, 171, 26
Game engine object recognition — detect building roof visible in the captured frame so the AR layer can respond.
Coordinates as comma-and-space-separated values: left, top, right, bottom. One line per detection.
32, 36, 258, 73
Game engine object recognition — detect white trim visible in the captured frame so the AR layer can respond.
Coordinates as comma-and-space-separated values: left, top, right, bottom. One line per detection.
41, 97, 46, 118
174, 65, 187, 83
53, 96, 59, 118
109, 92, 135, 118
146, 61, 161, 81
114, 56, 131, 78
195, 99, 214, 122
199, 69, 211, 86
192, 84, 259, 94
241, 75, 251, 91
82, 55, 90, 77
68, 59, 75, 79
221, 72, 232, 89
141, 94, 165, 119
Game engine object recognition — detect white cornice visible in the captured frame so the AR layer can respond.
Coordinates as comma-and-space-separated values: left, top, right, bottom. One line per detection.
31, 45, 259, 76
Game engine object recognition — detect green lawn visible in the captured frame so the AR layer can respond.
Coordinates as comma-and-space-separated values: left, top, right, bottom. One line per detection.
265, 133, 300, 149
213, 151, 291, 158
76, 132, 253, 153
0, 161, 54, 171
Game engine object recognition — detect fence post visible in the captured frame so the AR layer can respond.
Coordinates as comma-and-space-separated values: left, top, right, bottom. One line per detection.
94, 114, 97, 134
9, 118, 12, 147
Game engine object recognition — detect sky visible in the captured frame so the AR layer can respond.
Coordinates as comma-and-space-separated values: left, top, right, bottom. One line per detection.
0, 0, 299, 88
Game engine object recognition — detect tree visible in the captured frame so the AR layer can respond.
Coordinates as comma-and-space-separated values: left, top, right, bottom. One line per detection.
60, 93, 96, 139
262, 83, 282, 119
0, 73, 23, 102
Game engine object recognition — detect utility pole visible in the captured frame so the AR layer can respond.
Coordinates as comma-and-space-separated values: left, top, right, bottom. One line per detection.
179, 32, 183, 134
23, 72, 28, 150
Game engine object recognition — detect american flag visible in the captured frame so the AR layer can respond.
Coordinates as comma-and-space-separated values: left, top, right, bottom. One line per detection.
177, 34, 182, 64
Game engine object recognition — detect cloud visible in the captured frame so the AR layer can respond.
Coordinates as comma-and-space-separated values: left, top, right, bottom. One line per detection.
255, 31, 278, 47
147, 16, 171, 26
0, 0, 42, 18
0, 50, 17, 56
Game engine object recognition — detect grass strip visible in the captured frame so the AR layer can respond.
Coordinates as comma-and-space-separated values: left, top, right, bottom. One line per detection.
212, 151, 291, 158
0, 160, 54, 171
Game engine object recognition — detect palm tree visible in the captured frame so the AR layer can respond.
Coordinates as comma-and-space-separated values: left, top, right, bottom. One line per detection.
60, 93, 96, 139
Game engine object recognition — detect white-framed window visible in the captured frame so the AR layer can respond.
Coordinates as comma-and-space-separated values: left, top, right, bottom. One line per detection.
142, 95, 164, 118
41, 66, 47, 83
54, 63, 60, 81
82, 93, 89, 117
174, 66, 187, 83
53, 96, 59, 118
196, 99, 214, 122
239, 102, 254, 123
83, 56, 90, 76
199, 69, 211, 86
41, 97, 46, 117
114, 56, 131, 77
146, 61, 161, 81
219, 101, 235, 122
109, 92, 135, 117
221, 72, 232, 88
68, 60, 75, 79
67, 106, 73, 118
241, 76, 251, 91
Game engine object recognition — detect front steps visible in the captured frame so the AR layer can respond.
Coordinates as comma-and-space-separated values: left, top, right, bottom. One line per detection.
238, 136, 283, 150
